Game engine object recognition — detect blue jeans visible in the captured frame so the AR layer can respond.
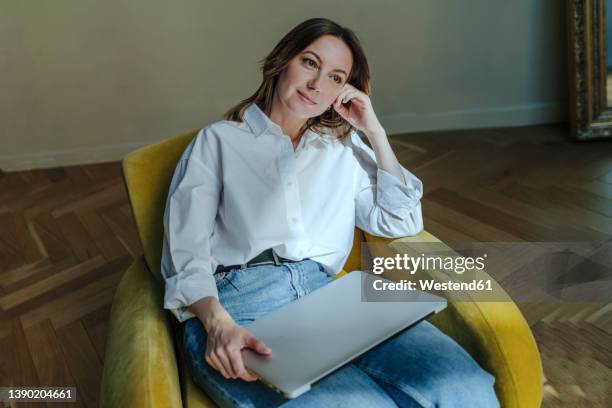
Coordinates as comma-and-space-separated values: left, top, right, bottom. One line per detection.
182, 259, 500, 408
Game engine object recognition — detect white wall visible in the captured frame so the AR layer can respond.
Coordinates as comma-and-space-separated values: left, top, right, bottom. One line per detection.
0, 0, 567, 171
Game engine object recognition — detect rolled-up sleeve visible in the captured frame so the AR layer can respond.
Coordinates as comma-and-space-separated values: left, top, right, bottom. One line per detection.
350, 131, 424, 238
160, 127, 221, 323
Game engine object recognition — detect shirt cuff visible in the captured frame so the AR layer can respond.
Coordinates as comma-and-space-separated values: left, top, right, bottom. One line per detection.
376, 166, 423, 215
163, 273, 219, 323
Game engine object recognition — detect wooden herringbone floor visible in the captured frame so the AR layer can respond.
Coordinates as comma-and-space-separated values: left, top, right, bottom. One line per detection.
1, 122, 611, 407
0, 163, 140, 408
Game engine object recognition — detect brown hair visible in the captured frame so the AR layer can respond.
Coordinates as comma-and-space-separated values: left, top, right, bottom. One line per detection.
223, 17, 371, 143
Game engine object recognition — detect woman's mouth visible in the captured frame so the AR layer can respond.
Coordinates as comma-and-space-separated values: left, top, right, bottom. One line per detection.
297, 90, 317, 105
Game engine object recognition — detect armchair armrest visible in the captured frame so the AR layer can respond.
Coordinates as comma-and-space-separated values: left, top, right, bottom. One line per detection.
100, 257, 183, 408
364, 230, 544, 408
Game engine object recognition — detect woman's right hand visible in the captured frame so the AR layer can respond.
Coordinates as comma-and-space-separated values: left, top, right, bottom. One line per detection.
204, 318, 272, 382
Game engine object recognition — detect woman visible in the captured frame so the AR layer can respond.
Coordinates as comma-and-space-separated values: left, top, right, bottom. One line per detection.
161, 17, 499, 408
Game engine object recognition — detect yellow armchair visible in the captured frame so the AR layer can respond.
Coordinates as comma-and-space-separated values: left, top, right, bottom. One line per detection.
100, 129, 544, 408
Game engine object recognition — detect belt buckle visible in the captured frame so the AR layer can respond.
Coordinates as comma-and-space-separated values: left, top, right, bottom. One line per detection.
271, 249, 281, 266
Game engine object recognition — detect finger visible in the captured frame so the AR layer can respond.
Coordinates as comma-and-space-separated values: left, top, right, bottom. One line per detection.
339, 91, 353, 104
205, 338, 219, 364
334, 89, 350, 106
333, 100, 349, 119
208, 353, 230, 379
212, 350, 234, 379
228, 348, 257, 381
243, 369, 259, 382
247, 336, 272, 355
341, 83, 355, 95
246, 367, 259, 380
227, 348, 246, 376
204, 353, 218, 371
335, 96, 355, 117
204, 349, 220, 371
332, 95, 342, 108
217, 347, 238, 379
341, 89, 362, 105
226, 347, 245, 380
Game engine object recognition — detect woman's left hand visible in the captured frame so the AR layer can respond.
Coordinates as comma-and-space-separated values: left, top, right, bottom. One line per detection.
332, 84, 384, 136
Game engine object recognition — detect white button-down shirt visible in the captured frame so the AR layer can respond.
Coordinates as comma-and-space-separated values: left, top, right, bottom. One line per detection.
161, 103, 424, 322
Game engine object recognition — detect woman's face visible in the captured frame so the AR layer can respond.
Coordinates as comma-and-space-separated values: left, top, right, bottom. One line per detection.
276, 34, 354, 119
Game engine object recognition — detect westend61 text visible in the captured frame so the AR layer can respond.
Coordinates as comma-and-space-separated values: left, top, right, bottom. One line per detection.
373, 279, 493, 292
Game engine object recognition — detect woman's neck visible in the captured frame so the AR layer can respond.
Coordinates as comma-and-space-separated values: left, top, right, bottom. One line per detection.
268, 99, 308, 143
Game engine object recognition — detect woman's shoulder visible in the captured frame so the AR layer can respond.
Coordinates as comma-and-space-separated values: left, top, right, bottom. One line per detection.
199, 118, 248, 136
179, 119, 242, 163
190, 118, 251, 148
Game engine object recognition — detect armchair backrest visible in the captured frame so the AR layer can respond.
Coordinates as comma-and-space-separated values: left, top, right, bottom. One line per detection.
121, 129, 199, 283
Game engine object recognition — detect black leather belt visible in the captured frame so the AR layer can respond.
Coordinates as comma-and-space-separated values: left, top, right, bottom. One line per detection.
214, 248, 303, 274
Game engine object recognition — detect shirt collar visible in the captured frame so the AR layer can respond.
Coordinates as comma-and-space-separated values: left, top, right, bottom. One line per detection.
243, 103, 321, 147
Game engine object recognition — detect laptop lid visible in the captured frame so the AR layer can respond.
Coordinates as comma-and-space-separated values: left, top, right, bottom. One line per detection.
240, 270, 447, 399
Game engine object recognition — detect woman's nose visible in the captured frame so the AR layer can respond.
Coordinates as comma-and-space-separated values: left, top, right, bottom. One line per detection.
306, 81, 318, 92
307, 74, 322, 91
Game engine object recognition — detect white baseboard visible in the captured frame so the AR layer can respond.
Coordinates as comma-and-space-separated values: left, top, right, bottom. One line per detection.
379, 101, 566, 134
0, 141, 155, 172
1, 101, 566, 172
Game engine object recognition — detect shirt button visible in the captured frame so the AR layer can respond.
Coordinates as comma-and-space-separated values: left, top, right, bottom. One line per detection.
291, 217, 298, 223
287, 181, 293, 187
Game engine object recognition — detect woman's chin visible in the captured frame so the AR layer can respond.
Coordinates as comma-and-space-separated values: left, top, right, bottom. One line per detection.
290, 103, 320, 118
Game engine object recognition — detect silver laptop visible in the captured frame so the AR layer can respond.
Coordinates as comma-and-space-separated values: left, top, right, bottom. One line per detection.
240, 270, 447, 399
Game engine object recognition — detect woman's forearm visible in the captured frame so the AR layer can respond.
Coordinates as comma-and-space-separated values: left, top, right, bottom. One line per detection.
365, 127, 407, 185
188, 296, 235, 332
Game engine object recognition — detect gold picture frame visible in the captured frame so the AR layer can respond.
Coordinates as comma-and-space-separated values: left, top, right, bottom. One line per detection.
567, 0, 612, 140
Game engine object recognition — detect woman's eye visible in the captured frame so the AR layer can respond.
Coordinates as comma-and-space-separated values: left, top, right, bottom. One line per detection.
332, 75, 342, 84
303, 58, 317, 68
